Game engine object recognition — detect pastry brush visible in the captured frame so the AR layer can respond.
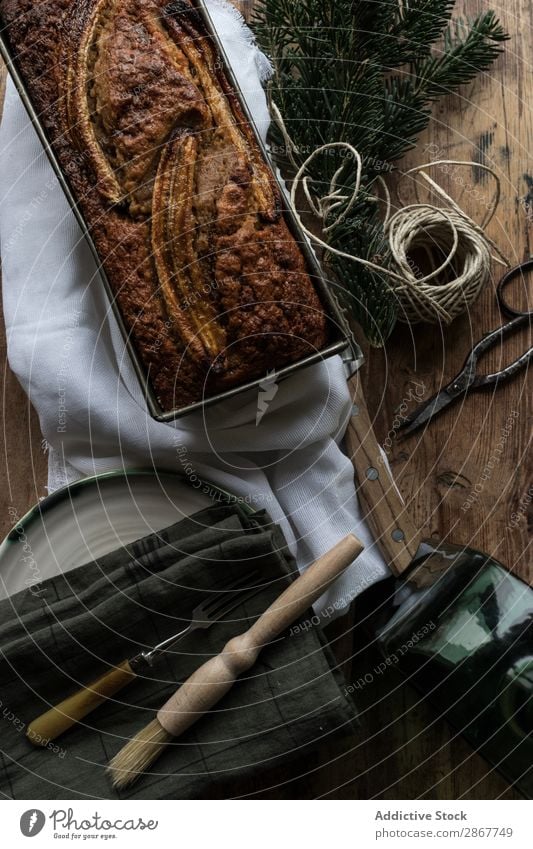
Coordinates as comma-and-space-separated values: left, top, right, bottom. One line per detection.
107, 533, 364, 789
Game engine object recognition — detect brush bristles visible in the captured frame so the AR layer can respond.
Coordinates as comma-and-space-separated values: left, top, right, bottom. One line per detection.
107, 719, 173, 790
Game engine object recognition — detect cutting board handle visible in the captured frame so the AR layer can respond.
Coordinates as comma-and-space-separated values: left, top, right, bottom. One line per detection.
345, 374, 422, 576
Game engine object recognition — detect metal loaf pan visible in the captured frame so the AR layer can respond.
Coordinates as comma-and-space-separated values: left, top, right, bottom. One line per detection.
0, 0, 355, 422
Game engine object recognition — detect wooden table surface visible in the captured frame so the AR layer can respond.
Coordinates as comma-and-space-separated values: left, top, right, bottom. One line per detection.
0, 0, 530, 799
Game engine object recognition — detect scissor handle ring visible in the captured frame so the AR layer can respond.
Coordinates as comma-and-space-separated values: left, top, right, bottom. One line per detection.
497, 258, 533, 319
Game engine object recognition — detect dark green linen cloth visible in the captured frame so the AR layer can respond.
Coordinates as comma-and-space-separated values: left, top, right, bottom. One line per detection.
0, 504, 357, 799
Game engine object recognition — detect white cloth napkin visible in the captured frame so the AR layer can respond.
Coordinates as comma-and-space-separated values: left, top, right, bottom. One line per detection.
0, 0, 388, 614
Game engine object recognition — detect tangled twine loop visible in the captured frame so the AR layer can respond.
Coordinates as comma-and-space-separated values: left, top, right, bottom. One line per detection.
271, 104, 509, 325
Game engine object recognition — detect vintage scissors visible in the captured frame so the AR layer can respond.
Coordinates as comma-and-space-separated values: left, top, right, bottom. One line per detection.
398, 259, 533, 438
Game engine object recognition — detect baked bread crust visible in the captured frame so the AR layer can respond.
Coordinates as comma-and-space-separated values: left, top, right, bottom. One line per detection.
0, 0, 328, 411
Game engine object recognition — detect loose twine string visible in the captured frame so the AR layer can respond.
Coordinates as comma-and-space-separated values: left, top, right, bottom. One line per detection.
271, 102, 509, 325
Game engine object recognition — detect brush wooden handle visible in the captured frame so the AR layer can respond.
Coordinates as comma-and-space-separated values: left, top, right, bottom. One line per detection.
157, 533, 363, 736
27, 660, 136, 745
345, 374, 422, 577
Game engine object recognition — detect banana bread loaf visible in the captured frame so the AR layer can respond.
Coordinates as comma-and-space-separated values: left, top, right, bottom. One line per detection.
0, 0, 329, 413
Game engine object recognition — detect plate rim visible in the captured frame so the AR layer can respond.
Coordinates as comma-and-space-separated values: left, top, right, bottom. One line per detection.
0, 467, 247, 555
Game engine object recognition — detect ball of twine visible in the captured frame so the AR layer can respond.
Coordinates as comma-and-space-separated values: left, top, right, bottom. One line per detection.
385, 163, 508, 324
270, 104, 510, 327
385, 201, 493, 324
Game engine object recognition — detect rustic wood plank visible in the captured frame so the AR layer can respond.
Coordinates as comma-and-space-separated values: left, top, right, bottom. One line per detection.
357, 0, 530, 799
0, 0, 526, 800
234, 0, 253, 19
364, 0, 532, 591
0, 63, 49, 534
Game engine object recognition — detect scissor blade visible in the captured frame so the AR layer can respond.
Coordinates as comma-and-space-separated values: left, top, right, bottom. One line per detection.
398, 389, 457, 437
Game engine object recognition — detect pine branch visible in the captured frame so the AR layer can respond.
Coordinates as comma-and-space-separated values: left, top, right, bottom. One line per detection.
253, 0, 509, 345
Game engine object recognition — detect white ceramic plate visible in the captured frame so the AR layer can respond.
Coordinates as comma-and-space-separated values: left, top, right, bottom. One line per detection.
0, 470, 225, 600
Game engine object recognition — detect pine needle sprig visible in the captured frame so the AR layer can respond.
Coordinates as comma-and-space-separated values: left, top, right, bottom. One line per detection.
414, 12, 509, 98
385, 0, 456, 65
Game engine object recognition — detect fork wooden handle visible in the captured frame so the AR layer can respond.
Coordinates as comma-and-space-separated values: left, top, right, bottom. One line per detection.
157, 533, 364, 736
345, 374, 422, 576
27, 660, 136, 746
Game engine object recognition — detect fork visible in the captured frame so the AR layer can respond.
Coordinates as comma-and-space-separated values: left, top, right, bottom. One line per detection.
27, 569, 264, 745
